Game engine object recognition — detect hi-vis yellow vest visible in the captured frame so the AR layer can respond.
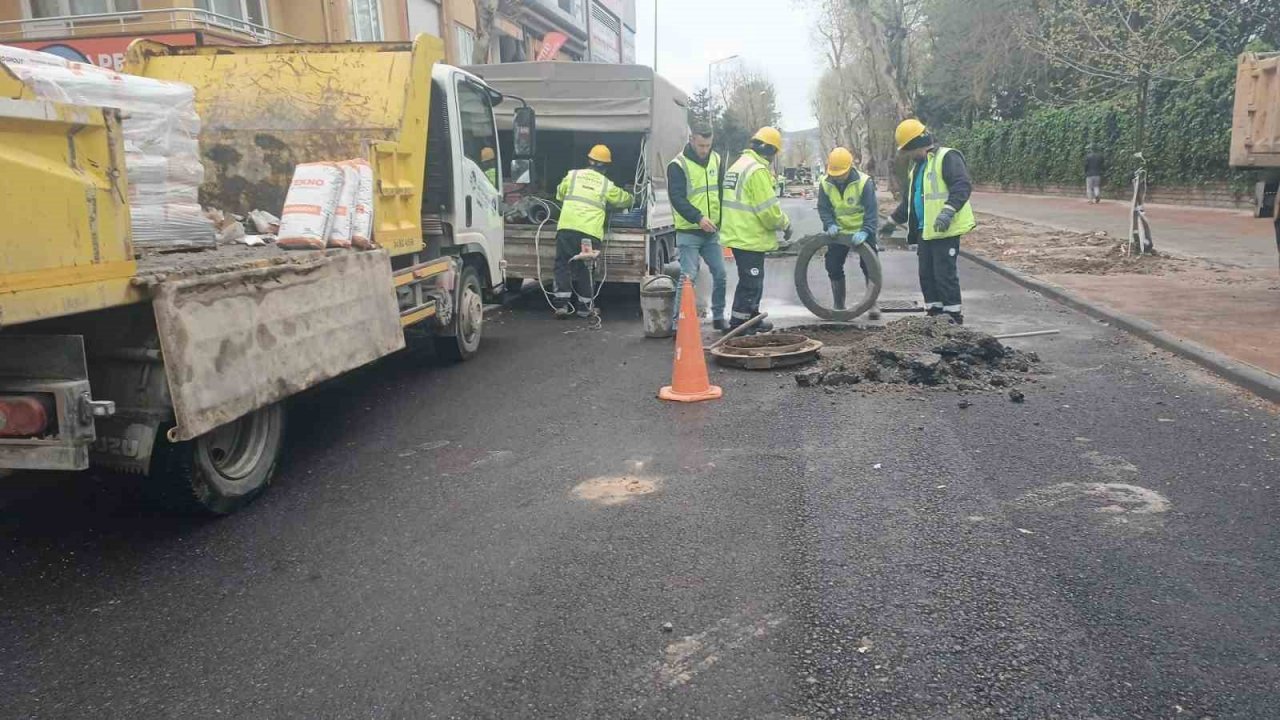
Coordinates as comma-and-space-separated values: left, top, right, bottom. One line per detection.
669, 151, 721, 231
555, 168, 632, 239
911, 147, 976, 240
720, 150, 789, 252
821, 172, 869, 232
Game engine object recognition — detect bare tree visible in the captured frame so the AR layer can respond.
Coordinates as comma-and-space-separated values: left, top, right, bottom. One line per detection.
846, 0, 921, 118
473, 0, 524, 64
1018, 0, 1226, 147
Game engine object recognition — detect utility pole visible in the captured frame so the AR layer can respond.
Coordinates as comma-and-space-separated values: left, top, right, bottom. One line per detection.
653, 0, 658, 73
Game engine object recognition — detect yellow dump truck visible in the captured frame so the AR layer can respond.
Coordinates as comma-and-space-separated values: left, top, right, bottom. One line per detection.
0, 36, 532, 513
1230, 51, 1280, 227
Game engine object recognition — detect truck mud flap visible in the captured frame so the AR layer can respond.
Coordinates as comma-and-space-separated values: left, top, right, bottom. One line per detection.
153, 250, 404, 442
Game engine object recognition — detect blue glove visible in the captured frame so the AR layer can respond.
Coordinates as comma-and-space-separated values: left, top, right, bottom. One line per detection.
825, 224, 840, 236
934, 206, 956, 233
852, 230, 869, 246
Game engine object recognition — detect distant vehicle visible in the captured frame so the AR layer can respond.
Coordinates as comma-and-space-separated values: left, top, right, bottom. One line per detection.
1230, 52, 1280, 221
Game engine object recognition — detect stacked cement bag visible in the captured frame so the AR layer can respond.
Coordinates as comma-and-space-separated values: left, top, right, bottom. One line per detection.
278, 159, 375, 250
0, 45, 215, 249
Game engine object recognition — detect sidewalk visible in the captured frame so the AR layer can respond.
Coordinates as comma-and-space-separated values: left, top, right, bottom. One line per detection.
972, 192, 1278, 269
965, 192, 1280, 379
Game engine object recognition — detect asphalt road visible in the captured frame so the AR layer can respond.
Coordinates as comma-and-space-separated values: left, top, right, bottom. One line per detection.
2, 199, 1279, 719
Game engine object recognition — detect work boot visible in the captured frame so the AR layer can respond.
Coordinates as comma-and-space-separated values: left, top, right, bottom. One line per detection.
947, 311, 964, 325
754, 319, 774, 334
868, 305, 882, 320
554, 304, 574, 319
831, 278, 847, 310
926, 307, 943, 317
576, 306, 593, 319
712, 317, 728, 331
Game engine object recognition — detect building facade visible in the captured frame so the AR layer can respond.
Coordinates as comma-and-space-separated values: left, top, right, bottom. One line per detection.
0, 0, 638, 68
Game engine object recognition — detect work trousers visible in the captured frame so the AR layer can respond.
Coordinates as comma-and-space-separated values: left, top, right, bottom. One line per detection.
917, 236, 962, 312
553, 228, 600, 308
730, 248, 766, 322
824, 234, 880, 283
1086, 175, 1102, 202
674, 231, 728, 321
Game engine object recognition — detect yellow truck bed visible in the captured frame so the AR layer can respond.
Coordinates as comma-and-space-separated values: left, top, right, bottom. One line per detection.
1231, 52, 1280, 169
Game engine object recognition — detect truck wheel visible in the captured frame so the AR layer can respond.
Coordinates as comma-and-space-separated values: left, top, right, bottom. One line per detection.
436, 265, 483, 362
148, 404, 286, 515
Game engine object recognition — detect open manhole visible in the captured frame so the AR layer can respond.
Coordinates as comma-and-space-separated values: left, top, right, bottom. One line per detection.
711, 333, 823, 370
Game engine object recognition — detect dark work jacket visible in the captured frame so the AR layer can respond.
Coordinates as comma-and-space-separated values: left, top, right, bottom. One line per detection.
1084, 153, 1105, 177
666, 144, 723, 237
891, 149, 972, 243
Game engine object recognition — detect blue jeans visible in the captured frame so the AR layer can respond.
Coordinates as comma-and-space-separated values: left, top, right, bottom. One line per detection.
673, 231, 727, 321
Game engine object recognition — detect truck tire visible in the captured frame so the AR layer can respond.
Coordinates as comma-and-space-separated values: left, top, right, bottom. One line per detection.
148, 404, 286, 515
435, 265, 483, 362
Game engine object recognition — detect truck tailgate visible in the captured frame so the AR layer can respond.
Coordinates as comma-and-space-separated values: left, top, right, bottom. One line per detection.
152, 249, 403, 441
1231, 52, 1280, 168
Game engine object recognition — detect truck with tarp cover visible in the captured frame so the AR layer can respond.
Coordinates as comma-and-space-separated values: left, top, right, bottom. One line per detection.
465, 61, 690, 287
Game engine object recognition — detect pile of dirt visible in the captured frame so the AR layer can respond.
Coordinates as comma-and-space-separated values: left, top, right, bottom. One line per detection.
965, 215, 1198, 276
792, 316, 1042, 391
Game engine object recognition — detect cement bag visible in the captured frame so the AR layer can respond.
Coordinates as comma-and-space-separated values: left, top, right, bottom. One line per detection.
350, 159, 375, 249
278, 162, 343, 250
327, 162, 358, 248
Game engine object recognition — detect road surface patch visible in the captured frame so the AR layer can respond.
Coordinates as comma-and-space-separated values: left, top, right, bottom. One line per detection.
573, 476, 658, 505
648, 611, 786, 688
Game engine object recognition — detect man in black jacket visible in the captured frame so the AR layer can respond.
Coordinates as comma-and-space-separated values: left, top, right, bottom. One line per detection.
667, 126, 728, 329
1084, 147, 1105, 203
881, 119, 977, 324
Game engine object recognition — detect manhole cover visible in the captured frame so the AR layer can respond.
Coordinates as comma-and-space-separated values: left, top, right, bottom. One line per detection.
711, 333, 823, 370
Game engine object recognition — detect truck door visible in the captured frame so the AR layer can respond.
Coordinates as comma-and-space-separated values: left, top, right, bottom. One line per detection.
450, 71, 504, 287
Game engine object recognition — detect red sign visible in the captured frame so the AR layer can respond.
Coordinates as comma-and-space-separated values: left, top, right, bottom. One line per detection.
7, 32, 201, 72
535, 32, 568, 62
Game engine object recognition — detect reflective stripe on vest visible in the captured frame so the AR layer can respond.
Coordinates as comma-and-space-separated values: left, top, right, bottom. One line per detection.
912, 147, 977, 241
558, 168, 612, 239
821, 173, 869, 232
719, 152, 779, 252
564, 169, 609, 210
670, 151, 721, 230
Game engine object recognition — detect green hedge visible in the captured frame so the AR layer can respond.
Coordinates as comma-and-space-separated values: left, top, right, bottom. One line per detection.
943, 59, 1254, 193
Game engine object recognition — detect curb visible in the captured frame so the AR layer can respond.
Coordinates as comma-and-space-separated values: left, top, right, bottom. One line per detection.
960, 250, 1280, 404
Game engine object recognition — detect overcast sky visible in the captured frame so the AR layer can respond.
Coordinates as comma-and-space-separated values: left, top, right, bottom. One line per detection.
632, 0, 821, 131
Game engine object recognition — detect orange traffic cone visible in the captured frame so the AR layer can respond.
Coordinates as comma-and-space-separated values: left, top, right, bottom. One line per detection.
659, 277, 723, 403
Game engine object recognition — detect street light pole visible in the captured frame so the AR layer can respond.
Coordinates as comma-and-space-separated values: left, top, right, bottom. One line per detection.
653, 0, 658, 73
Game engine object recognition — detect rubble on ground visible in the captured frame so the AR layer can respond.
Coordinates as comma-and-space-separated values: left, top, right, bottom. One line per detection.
792, 316, 1043, 391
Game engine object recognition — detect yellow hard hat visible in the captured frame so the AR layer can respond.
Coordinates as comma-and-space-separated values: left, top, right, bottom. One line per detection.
826, 147, 854, 177
894, 118, 928, 151
480, 147, 495, 162
751, 126, 783, 151
587, 144, 613, 163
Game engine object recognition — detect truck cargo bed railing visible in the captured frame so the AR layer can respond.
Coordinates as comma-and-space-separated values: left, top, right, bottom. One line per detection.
0, 8, 303, 45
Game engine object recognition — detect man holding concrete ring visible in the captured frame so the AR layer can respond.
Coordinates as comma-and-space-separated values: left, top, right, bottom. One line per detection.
817, 147, 880, 319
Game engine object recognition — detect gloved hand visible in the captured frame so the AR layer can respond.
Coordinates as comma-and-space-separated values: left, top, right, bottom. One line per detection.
879, 222, 897, 237
934, 207, 956, 233
783, 225, 794, 242
852, 230, 869, 246
825, 223, 840, 236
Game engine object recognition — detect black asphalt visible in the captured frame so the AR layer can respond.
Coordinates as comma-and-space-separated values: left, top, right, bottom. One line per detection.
2, 199, 1279, 719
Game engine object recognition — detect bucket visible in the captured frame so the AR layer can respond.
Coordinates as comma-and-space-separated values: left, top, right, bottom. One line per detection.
639, 274, 676, 338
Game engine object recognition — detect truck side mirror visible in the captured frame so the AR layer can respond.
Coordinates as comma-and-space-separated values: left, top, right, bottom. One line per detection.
513, 106, 536, 159
509, 159, 533, 184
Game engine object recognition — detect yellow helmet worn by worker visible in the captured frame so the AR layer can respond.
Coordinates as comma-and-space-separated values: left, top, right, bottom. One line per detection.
826, 147, 854, 177
480, 146, 496, 162
751, 126, 783, 152
894, 118, 928, 151
588, 144, 613, 163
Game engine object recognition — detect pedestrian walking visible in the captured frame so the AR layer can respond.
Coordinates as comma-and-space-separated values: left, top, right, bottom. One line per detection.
1085, 146, 1105, 203
667, 126, 728, 330
720, 126, 792, 334
881, 119, 976, 325
551, 145, 634, 318
817, 147, 881, 318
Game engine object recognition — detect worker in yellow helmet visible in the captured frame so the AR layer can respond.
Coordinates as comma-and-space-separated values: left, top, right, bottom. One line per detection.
817, 147, 880, 318
719, 127, 791, 334
552, 144, 634, 318
480, 146, 498, 188
881, 119, 976, 324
